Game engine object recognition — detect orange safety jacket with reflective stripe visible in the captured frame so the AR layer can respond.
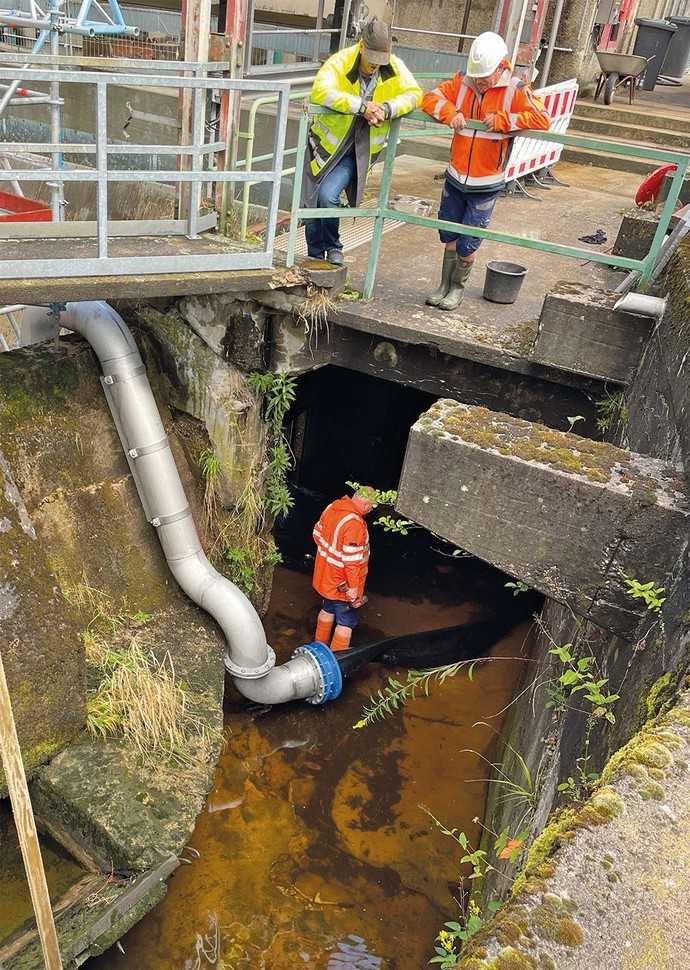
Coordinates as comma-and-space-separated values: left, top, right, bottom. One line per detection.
312, 497, 370, 601
421, 65, 550, 192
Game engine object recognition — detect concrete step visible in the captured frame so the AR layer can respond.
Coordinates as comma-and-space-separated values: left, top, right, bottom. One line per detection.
575, 99, 690, 135
561, 141, 666, 176
570, 114, 690, 151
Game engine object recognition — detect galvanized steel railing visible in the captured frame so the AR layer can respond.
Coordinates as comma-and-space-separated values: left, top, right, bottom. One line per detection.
0, 64, 290, 279
286, 103, 690, 297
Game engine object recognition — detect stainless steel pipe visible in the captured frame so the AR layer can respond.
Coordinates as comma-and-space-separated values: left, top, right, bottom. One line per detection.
20, 301, 330, 705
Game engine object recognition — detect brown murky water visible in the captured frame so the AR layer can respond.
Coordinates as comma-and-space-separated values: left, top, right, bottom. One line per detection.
90, 566, 530, 970
0, 813, 84, 943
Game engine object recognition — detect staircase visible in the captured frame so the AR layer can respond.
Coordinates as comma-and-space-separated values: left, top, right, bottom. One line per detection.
565, 99, 690, 175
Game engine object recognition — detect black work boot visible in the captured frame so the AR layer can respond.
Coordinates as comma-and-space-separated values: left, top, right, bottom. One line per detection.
426, 250, 456, 307
438, 260, 472, 311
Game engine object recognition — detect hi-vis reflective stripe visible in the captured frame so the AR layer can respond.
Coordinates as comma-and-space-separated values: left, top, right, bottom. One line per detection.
447, 163, 503, 188
455, 128, 504, 141
456, 80, 469, 109
389, 91, 418, 116
313, 512, 363, 563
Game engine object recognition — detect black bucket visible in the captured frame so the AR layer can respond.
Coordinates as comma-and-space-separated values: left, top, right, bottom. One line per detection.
483, 260, 527, 304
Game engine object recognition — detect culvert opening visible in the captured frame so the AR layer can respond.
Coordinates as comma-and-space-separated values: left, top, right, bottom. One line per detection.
88, 367, 547, 970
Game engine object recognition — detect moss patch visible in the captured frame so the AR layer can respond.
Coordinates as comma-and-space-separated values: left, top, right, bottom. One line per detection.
644, 672, 677, 721
420, 399, 683, 500
530, 896, 585, 947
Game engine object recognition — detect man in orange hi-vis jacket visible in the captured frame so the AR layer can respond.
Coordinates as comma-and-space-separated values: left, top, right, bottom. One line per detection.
312, 487, 376, 652
421, 31, 550, 311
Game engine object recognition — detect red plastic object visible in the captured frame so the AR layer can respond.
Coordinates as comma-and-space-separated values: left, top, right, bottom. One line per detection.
635, 164, 677, 207
0, 190, 51, 222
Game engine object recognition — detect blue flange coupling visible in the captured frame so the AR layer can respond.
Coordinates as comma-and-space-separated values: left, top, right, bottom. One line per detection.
293, 641, 343, 705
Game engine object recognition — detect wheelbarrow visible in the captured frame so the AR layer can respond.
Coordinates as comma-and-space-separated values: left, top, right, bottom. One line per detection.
594, 50, 653, 105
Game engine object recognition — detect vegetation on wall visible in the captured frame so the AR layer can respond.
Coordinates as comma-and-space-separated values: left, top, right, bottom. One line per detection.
64, 582, 221, 772
198, 371, 297, 603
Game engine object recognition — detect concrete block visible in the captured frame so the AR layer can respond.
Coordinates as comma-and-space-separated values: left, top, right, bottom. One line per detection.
530, 281, 653, 383
612, 207, 680, 261
397, 400, 689, 639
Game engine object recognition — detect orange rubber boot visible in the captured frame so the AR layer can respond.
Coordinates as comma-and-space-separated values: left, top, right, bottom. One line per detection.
330, 625, 352, 652
314, 611, 335, 645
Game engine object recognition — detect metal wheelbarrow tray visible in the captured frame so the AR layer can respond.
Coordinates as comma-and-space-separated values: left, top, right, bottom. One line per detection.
594, 50, 652, 104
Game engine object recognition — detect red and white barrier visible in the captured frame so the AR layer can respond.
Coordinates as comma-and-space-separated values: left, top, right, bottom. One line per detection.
505, 78, 579, 183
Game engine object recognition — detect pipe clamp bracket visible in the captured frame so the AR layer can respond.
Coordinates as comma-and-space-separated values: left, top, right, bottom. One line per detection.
128, 436, 169, 460
101, 364, 146, 386
150, 506, 192, 528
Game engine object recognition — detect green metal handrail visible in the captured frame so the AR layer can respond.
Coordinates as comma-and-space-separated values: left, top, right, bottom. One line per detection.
231, 89, 308, 240
286, 103, 690, 298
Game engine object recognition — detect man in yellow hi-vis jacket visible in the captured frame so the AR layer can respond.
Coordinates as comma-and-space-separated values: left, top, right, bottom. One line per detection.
303, 18, 422, 266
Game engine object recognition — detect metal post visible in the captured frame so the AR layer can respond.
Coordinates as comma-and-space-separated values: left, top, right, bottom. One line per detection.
179, 0, 211, 218
96, 82, 108, 257
540, 0, 565, 86
244, 0, 256, 76
313, 0, 325, 63
457, 0, 473, 53
640, 156, 690, 287
49, 3, 63, 222
187, 84, 204, 237
363, 116, 400, 299
218, 0, 249, 231
338, 0, 352, 50
285, 104, 309, 267
0, 651, 63, 970
509, 0, 530, 66
263, 85, 289, 259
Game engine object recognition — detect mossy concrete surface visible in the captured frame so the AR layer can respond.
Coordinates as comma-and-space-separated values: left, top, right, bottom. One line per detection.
0, 335, 226, 963
457, 694, 690, 970
397, 399, 689, 638
530, 282, 653, 384
0, 345, 90, 795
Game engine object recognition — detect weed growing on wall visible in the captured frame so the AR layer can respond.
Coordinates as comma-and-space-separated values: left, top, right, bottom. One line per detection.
196, 372, 297, 602
64, 582, 221, 769
423, 807, 524, 967
345, 480, 415, 534
595, 390, 628, 434
622, 574, 666, 614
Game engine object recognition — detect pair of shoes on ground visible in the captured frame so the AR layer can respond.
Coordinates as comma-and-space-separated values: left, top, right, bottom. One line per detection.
426, 251, 472, 311
308, 249, 344, 267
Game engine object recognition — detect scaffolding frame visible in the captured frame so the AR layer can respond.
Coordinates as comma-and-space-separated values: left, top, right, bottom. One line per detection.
0, 0, 138, 219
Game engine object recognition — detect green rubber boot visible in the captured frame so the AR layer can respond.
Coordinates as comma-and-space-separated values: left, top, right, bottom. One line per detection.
438, 260, 472, 311
426, 250, 456, 307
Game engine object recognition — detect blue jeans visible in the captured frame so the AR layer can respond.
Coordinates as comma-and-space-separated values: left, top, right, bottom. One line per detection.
438, 179, 499, 257
305, 150, 356, 257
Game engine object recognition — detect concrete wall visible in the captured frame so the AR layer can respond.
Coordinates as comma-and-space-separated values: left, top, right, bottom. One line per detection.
478, 240, 690, 904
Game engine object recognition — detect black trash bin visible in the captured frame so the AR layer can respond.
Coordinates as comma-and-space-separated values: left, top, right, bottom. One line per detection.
633, 17, 677, 90
664, 16, 690, 78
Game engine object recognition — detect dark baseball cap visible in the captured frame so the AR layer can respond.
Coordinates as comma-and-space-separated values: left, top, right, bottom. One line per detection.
361, 17, 391, 65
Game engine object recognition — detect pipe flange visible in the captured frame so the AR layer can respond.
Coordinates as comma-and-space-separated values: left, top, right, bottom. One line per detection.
224, 645, 276, 679
293, 642, 343, 705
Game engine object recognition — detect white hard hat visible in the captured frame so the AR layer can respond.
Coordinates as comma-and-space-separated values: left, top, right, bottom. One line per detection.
466, 31, 508, 78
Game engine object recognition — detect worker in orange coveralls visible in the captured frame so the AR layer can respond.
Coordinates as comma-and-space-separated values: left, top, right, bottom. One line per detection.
312, 487, 376, 652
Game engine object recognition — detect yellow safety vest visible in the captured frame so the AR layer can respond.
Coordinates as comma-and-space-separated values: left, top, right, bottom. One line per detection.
309, 44, 422, 177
